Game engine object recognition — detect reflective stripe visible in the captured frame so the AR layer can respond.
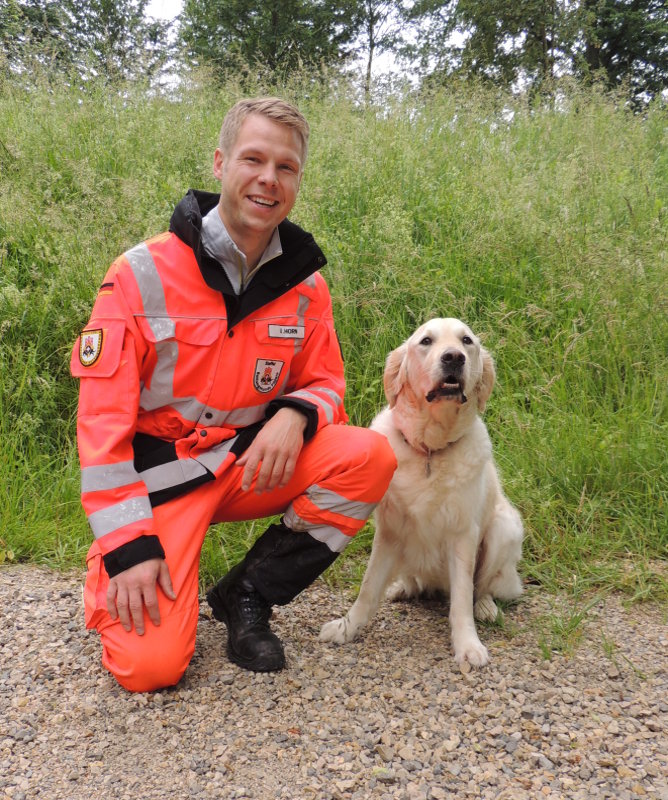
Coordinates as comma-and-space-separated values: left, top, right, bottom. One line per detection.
139, 459, 209, 494
191, 437, 237, 473
288, 388, 342, 423
283, 507, 351, 553
81, 461, 142, 493
124, 243, 175, 339
140, 339, 180, 411
88, 497, 153, 539
305, 484, 376, 521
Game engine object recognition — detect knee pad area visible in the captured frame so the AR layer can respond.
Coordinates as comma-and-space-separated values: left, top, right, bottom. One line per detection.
100, 604, 198, 693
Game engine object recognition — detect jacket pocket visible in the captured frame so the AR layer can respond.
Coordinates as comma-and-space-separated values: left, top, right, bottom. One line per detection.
136, 315, 222, 345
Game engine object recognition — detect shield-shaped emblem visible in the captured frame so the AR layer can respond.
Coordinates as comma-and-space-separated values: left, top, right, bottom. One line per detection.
79, 329, 104, 367
253, 358, 284, 393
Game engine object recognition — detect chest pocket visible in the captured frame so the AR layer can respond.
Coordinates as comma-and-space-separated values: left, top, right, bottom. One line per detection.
137, 316, 222, 346
136, 316, 224, 399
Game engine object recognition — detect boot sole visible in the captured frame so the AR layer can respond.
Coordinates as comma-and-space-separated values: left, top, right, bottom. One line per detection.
206, 587, 286, 672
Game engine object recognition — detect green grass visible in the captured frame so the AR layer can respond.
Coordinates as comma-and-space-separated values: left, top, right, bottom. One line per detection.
1, 71, 666, 610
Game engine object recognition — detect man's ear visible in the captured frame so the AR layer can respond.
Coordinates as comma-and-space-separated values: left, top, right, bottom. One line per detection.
383, 343, 408, 408
476, 347, 496, 411
213, 148, 224, 181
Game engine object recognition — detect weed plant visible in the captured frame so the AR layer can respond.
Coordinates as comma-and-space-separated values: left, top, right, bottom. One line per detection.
0, 72, 665, 606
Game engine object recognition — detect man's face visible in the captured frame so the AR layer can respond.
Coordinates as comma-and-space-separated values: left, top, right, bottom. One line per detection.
214, 113, 303, 250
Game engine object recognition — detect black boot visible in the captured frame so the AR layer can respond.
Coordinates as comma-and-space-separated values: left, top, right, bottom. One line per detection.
207, 522, 339, 672
206, 562, 285, 672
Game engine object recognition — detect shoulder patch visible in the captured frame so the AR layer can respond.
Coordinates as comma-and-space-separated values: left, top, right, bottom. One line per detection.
79, 329, 104, 367
70, 322, 125, 379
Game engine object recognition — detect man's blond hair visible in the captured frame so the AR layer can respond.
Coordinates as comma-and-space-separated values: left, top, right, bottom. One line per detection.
218, 97, 310, 165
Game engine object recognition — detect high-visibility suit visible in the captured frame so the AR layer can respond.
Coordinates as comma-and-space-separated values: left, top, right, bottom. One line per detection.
71, 191, 396, 691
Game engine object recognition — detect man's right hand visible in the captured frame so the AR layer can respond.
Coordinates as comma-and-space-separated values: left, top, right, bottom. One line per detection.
106, 558, 176, 635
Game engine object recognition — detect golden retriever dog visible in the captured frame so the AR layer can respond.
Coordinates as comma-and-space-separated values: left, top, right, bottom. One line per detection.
320, 318, 523, 666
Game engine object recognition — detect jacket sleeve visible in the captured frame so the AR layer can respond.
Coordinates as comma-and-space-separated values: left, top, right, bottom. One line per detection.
267, 273, 348, 439
70, 264, 164, 576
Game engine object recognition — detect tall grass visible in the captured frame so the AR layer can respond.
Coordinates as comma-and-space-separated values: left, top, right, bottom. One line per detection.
1, 73, 665, 599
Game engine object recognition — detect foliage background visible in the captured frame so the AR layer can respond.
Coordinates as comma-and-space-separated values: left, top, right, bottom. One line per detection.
0, 70, 666, 602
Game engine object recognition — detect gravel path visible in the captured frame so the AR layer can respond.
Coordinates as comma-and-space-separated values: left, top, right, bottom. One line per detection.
1, 565, 666, 800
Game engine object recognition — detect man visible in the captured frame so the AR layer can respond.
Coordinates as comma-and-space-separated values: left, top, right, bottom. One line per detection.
70, 97, 396, 693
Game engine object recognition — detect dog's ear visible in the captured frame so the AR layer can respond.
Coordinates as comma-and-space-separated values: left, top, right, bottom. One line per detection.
476, 347, 496, 411
383, 342, 408, 408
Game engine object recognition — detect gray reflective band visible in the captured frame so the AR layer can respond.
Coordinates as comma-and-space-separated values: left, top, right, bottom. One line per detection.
191, 437, 237, 473
88, 497, 153, 539
305, 485, 376, 522
124, 243, 175, 339
139, 458, 209, 494
288, 388, 342, 423
81, 461, 142, 493
283, 507, 351, 553
139, 339, 179, 411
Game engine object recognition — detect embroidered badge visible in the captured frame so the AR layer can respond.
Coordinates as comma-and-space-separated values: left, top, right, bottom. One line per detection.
79, 329, 104, 367
254, 359, 284, 393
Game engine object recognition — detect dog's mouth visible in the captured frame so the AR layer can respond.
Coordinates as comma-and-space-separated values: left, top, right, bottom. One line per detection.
426, 376, 467, 404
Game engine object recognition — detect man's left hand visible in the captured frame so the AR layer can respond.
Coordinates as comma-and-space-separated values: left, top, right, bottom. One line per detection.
237, 407, 308, 493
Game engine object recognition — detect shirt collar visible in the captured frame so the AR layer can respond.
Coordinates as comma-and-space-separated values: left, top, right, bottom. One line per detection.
200, 206, 282, 294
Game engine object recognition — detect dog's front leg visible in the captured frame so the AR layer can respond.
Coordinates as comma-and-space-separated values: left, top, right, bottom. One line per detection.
319, 530, 399, 644
448, 534, 489, 666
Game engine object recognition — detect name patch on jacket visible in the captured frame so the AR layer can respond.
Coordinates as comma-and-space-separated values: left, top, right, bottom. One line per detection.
268, 324, 305, 339
254, 359, 284, 393
79, 329, 104, 367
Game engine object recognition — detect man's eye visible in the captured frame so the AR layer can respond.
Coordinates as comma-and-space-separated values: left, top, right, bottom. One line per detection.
419, 336, 432, 346
462, 335, 473, 345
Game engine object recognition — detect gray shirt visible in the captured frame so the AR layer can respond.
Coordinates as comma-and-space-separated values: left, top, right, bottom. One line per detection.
200, 206, 282, 295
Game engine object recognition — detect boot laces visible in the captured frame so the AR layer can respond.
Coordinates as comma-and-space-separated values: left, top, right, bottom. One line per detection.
236, 589, 271, 627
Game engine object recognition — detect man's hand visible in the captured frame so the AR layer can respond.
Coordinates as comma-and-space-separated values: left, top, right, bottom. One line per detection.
106, 558, 176, 635
237, 407, 308, 493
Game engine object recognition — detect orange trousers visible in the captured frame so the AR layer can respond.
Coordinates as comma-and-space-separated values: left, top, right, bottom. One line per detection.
83, 425, 396, 692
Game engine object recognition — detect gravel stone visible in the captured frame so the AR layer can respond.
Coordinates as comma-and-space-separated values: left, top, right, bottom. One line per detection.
1, 565, 667, 800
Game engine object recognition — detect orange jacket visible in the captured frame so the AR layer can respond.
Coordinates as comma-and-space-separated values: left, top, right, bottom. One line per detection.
71, 191, 347, 574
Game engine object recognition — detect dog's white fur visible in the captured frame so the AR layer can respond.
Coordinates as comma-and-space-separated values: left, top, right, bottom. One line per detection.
320, 318, 523, 666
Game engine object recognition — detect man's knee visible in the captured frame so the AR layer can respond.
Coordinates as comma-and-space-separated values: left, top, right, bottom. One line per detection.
341, 426, 397, 492
99, 605, 197, 693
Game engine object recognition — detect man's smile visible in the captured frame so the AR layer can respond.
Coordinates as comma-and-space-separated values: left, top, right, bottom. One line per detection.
249, 195, 279, 207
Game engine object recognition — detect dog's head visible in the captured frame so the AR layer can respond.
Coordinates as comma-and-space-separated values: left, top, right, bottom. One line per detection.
384, 318, 495, 412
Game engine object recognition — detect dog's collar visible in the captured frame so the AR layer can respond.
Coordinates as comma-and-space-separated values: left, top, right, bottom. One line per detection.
400, 433, 458, 478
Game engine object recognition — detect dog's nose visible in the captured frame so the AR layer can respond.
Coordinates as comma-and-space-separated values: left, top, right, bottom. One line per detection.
441, 349, 465, 368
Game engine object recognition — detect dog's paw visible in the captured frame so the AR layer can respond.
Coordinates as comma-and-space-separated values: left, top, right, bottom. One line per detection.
319, 616, 357, 644
454, 639, 490, 667
474, 594, 498, 622
385, 579, 415, 602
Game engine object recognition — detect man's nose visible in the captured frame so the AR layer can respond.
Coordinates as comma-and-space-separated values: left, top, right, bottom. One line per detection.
259, 163, 278, 187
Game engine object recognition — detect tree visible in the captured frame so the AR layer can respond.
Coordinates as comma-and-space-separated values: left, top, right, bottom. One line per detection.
63, 0, 171, 84
0, 0, 73, 77
575, 0, 668, 104
0, 0, 171, 84
407, 0, 667, 102
179, 0, 359, 81
407, 0, 573, 91
350, 0, 407, 101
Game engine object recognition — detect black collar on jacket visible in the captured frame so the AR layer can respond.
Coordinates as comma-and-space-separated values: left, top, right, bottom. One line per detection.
169, 189, 327, 328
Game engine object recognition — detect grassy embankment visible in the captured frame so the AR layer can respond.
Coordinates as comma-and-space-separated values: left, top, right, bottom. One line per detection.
1, 74, 665, 646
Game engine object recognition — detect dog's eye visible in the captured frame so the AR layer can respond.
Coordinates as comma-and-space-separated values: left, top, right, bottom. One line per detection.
419, 336, 432, 346
462, 336, 473, 345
